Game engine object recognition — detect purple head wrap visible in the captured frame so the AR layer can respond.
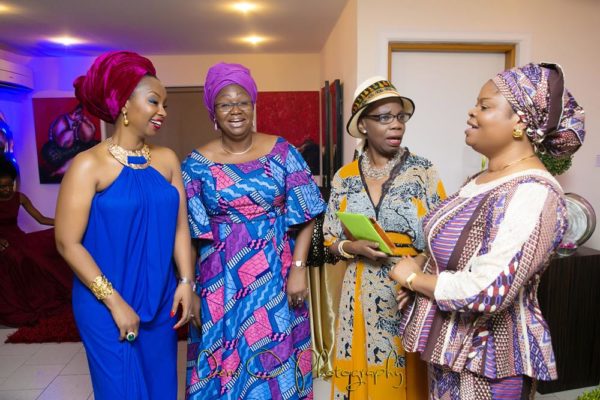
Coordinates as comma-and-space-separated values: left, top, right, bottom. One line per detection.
492, 63, 585, 157
73, 51, 156, 124
203, 62, 258, 123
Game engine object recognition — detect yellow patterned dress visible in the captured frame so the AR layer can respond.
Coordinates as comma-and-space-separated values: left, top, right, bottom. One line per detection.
323, 150, 446, 400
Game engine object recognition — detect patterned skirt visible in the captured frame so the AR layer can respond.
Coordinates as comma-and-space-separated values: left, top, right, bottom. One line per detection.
330, 259, 428, 399
429, 364, 536, 400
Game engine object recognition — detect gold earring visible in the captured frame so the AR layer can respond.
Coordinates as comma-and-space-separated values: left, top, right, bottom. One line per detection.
122, 111, 129, 127
512, 128, 523, 139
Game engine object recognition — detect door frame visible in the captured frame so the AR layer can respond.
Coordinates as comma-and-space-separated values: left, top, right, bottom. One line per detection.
388, 42, 517, 80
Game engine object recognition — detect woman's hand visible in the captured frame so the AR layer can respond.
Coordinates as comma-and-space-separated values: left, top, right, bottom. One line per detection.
190, 292, 201, 329
396, 287, 414, 310
389, 255, 421, 286
287, 266, 309, 308
345, 240, 388, 261
104, 292, 140, 341
171, 282, 194, 329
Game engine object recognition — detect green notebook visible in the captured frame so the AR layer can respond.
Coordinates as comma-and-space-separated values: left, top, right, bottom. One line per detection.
336, 212, 396, 255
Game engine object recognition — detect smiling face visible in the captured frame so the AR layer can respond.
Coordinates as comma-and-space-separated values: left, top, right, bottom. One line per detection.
122, 76, 167, 136
214, 84, 254, 140
358, 97, 407, 158
465, 80, 522, 157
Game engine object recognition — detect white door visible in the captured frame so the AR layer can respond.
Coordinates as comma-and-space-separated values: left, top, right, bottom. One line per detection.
391, 51, 506, 194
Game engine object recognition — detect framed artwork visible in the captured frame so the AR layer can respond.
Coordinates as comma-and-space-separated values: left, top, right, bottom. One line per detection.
320, 79, 343, 189
330, 80, 343, 178
321, 81, 331, 187
32, 98, 101, 183
0, 111, 17, 168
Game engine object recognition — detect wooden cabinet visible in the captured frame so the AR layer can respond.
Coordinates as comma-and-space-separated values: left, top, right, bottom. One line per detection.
537, 247, 600, 393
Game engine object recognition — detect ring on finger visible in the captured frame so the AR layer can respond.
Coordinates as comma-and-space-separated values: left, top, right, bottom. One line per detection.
126, 331, 137, 342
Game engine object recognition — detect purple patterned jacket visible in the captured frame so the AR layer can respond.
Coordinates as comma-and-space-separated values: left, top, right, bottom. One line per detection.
399, 171, 567, 380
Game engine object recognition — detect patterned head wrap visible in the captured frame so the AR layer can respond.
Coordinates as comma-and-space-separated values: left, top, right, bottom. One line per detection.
203, 62, 258, 123
73, 51, 156, 124
492, 63, 585, 157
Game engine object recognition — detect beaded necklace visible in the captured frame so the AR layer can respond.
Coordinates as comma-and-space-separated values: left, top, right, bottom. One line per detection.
360, 149, 404, 180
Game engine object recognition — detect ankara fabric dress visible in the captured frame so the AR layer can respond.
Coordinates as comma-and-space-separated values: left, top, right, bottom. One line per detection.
182, 138, 326, 399
323, 151, 446, 400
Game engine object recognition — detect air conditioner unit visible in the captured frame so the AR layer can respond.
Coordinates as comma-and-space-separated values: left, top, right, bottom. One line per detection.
0, 58, 33, 90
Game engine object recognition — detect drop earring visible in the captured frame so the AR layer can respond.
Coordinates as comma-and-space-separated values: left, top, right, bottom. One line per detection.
122, 111, 129, 127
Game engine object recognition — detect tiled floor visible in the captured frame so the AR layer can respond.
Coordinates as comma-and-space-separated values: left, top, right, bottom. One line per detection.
0, 328, 596, 399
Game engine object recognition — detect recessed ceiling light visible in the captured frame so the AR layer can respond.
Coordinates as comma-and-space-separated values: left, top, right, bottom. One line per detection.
48, 36, 83, 46
231, 2, 258, 14
0, 3, 14, 13
242, 35, 266, 45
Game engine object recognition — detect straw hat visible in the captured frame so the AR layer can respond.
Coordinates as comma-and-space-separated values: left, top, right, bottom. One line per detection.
346, 76, 415, 139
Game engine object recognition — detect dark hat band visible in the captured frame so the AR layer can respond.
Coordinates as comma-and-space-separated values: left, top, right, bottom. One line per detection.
351, 80, 397, 114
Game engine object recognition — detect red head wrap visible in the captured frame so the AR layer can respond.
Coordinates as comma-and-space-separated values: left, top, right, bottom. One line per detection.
73, 51, 156, 124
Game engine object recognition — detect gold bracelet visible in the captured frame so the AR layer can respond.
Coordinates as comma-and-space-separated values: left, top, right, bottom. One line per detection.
405, 272, 418, 291
89, 275, 114, 300
337, 240, 355, 259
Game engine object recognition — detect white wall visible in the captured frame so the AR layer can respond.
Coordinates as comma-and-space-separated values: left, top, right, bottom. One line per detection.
5, 52, 320, 232
151, 53, 321, 90
355, 0, 600, 249
320, 0, 358, 165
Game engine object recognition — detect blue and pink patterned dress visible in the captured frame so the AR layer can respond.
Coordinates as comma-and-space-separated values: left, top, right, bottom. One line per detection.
182, 137, 326, 399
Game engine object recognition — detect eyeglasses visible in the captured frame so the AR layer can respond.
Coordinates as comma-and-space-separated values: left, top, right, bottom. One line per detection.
363, 113, 412, 124
215, 101, 253, 113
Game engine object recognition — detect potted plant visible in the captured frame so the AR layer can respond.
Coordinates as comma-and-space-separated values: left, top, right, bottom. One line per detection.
578, 386, 600, 400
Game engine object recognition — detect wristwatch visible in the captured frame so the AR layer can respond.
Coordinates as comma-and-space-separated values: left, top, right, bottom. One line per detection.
292, 260, 307, 268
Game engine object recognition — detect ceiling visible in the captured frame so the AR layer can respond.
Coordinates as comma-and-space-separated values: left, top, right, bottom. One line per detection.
0, 0, 348, 57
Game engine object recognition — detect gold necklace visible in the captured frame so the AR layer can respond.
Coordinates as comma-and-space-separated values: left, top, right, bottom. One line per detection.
221, 136, 253, 155
487, 154, 536, 173
106, 137, 151, 169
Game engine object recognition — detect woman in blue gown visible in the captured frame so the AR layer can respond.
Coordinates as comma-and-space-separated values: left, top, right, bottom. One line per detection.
55, 51, 194, 399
